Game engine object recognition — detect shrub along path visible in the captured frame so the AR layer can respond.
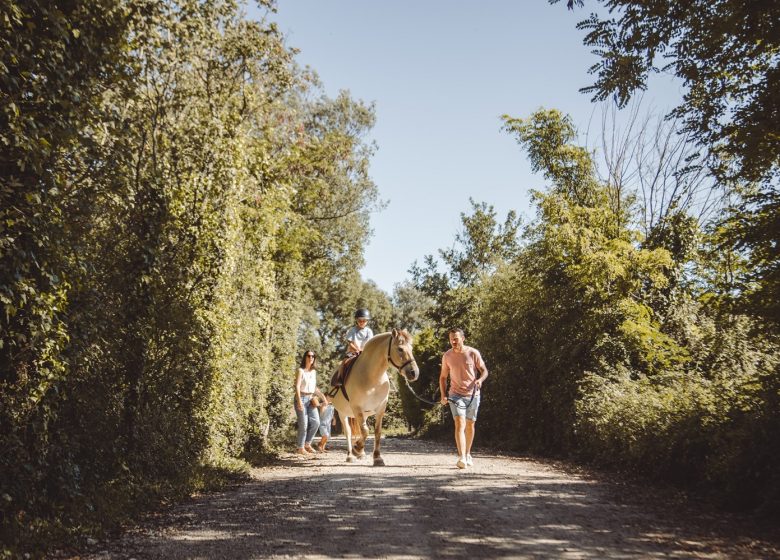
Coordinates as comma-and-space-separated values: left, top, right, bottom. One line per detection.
67, 437, 778, 559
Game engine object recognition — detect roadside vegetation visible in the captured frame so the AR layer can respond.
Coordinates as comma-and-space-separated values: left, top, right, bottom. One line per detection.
2, 0, 777, 556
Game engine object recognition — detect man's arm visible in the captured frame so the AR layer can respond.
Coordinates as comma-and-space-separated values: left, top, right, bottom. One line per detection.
475, 351, 489, 388
439, 359, 449, 405
475, 366, 489, 388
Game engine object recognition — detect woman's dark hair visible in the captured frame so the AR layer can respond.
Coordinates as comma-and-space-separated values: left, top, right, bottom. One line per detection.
300, 350, 317, 369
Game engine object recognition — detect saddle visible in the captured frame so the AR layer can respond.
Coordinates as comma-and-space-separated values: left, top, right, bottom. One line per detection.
327, 353, 360, 401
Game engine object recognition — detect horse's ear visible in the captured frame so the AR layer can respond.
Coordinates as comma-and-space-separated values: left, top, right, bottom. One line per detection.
392, 327, 398, 338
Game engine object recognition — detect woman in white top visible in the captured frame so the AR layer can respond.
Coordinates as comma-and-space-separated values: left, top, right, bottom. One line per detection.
294, 350, 328, 455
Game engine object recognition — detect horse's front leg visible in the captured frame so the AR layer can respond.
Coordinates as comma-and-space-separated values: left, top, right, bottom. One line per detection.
373, 408, 386, 466
342, 412, 356, 463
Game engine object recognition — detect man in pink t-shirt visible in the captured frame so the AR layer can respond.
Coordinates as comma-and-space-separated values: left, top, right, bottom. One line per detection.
439, 328, 489, 469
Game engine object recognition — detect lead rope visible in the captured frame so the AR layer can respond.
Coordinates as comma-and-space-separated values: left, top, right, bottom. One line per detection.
402, 376, 477, 410
388, 334, 478, 410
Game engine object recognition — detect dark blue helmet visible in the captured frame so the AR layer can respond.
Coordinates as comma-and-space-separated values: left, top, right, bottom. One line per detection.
354, 308, 371, 320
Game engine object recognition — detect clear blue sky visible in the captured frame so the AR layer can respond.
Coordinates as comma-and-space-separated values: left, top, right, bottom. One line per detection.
252, 1, 683, 294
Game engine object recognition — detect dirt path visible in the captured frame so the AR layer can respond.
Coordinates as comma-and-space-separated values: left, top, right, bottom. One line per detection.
72, 437, 778, 559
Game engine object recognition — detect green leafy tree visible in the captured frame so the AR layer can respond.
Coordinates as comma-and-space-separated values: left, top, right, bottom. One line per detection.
388, 282, 436, 432
405, 199, 522, 432
472, 108, 681, 452
395, 326, 445, 434
717, 190, 780, 328
555, 0, 779, 186
0, 0, 385, 553
554, 0, 780, 331
288, 89, 384, 379
490, 107, 780, 510
1, 0, 139, 547
391, 280, 435, 333
410, 198, 522, 336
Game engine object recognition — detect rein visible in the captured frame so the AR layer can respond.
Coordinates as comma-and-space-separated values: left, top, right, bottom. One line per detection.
387, 335, 476, 406
388, 335, 480, 409
328, 333, 417, 402
402, 376, 478, 410
402, 376, 439, 406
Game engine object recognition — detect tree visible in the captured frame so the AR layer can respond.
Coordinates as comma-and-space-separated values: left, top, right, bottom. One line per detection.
404, 200, 522, 433
1, 1, 139, 546
0, 0, 134, 436
494, 107, 780, 509
391, 281, 435, 333
410, 198, 522, 336
718, 189, 780, 326
440, 199, 523, 287
583, 102, 714, 318
0, 0, 385, 551
287, 88, 385, 377
554, 0, 780, 330
390, 282, 436, 432
586, 101, 720, 238
555, 0, 780, 186
475, 108, 681, 452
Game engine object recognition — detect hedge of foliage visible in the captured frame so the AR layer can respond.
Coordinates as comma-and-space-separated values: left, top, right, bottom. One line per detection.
407, 110, 780, 514
1, 0, 382, 553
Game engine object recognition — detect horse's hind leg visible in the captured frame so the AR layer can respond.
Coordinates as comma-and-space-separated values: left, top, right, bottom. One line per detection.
349, 417, 362, 453
341, 412, 356, 463
353, 412, 367, 458
373, 409, 386, 466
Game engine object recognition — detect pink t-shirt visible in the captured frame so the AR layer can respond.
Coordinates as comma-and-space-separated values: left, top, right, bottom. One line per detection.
442, 346, 486, 397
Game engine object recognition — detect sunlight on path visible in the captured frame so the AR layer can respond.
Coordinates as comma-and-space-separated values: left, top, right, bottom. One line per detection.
79, 437, 778, 560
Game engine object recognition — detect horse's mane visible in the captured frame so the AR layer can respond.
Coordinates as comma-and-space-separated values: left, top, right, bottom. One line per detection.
365, 329, 412, 348
395, 329, 412, 343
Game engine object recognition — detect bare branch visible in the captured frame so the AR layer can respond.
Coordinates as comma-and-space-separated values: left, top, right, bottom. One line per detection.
588, 99, 725, 237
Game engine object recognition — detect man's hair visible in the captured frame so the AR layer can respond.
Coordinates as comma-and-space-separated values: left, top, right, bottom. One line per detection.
447, 328, 465, 337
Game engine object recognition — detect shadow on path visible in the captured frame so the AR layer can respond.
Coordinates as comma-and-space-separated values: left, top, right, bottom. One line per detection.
85, 438, 779, 559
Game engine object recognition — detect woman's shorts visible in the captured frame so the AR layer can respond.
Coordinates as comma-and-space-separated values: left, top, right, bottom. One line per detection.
448, 394, 480, 421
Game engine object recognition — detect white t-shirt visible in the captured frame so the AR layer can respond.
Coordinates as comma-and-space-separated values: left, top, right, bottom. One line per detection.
298, 368, 317, 393
345, 325, 373, 350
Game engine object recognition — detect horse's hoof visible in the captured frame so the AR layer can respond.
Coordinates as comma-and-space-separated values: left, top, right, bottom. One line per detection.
346, 455, 355, 463
373, 457, 385, 467
356, 451, 366, 459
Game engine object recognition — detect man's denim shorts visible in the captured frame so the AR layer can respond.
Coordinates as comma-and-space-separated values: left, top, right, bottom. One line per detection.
448, 394, 480, 421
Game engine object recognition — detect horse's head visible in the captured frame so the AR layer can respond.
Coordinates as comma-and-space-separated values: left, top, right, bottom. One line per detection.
389, 328, 419, 382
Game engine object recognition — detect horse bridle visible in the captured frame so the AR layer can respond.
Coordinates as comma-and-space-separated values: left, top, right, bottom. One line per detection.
387, 335, 416, 378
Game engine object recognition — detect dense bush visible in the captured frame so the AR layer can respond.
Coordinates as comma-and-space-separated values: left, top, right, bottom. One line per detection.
408, 108, 780, 513
576, 314, 780, 510
1, 0, 380, 554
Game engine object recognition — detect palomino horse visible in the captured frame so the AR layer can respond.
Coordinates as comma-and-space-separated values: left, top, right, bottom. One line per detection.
330, 329, 419, 466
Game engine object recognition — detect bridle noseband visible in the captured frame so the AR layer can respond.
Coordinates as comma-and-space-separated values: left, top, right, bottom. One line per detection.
387, 335, 416, 377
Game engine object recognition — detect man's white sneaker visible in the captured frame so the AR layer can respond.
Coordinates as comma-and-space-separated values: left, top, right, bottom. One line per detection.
456, 457, 466, 469
466, 454, 473, 466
